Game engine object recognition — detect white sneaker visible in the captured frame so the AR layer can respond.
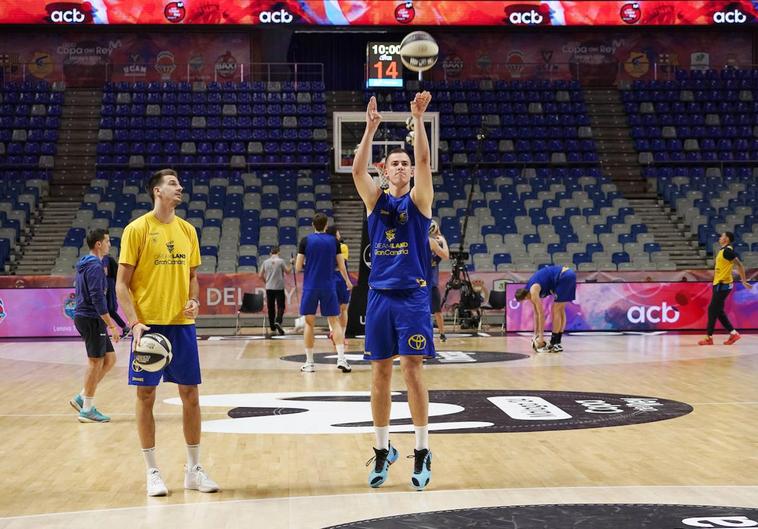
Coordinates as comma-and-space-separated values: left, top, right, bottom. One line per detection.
300, 362, 315, 373
336, 358, 352, 373
184, 464, 220, 493
551, 344, 563, 353
146, 468, 168, 497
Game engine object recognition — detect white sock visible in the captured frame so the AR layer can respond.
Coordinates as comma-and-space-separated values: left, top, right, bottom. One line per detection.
305, 348, 314, 363
336, 344, 345, 362
186, 444, 200, 469
142, 447, 158, 470
82, 396, 94, 412
414, 425, 429, 451
731, 330, 738, 335
80, 388, 86, 397
374, 426, 389, 450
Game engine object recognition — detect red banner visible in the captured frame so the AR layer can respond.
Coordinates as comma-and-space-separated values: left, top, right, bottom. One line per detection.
1, 1, 757, 26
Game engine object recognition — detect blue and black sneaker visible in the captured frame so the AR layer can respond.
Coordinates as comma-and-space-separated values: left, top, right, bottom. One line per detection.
410, 448, 432, 491
366, 443, 399, 488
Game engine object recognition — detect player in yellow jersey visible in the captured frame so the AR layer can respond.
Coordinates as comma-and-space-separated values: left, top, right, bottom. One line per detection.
116, 168, 219, 497
698, 231, 752, 346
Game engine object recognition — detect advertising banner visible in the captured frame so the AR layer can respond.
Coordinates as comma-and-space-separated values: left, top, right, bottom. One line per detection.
0, 288, 80, 337
1, 1, 757, 26
0, 31, 250, 86
505, 281, 758, 331
433, 29, 752, 84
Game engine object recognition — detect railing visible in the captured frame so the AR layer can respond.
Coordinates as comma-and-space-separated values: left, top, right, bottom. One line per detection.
0, 62, 325, 87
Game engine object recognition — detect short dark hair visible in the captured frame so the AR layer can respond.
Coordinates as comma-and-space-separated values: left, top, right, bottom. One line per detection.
514, 288, 529, 302
271, 245, 280, 254
325, 225, 338, 237
724, 231, 735, 243
86, 228, 109, 250
313, 212, 328, 231
147, 168, 178, 203
386, 147, 413, 165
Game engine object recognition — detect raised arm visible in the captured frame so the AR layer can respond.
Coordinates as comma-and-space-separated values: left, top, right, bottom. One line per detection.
409, 91, 433, 218
351, 96, 383, 213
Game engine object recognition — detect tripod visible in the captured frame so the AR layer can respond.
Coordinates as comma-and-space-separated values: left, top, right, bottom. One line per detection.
440, 128, 487, 330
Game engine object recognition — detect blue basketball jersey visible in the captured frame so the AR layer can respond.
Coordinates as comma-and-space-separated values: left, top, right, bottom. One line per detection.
299, 233, 340, 290
368, 192, 431, 289
526, 265, 564, 298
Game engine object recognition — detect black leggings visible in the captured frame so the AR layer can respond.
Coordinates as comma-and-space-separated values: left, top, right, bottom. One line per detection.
706, 286, 734, 336
266, 289, 285, 329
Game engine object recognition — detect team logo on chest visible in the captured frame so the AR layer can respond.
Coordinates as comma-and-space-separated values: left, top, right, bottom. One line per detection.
397, 210, 408, 225
385, 229, 396, 242
166, 240, 175, 253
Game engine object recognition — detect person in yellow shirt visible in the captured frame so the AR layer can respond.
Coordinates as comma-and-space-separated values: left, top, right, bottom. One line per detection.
116, 168, 219, 497
698, 231, 752, 346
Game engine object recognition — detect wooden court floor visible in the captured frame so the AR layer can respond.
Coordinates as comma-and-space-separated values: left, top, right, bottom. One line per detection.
1, 331, 757, 528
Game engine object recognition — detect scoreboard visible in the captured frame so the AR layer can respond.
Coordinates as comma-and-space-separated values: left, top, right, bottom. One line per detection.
366, 42, 403, 89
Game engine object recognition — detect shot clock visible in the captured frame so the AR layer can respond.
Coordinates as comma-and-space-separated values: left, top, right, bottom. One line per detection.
366, 42, 404, 88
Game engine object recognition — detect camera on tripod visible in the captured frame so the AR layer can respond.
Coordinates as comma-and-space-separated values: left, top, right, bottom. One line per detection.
443, 251, 481, 329
438, 124, 490, 331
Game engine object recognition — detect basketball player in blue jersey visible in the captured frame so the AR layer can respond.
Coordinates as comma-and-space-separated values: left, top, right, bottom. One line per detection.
515, 264, 577, 353
352, 91, 435, 491
296, 212, 352, 373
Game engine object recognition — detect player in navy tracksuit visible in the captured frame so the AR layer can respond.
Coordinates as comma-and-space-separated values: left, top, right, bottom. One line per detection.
352, 91, 434, 491
69, 228, 120, 423
515, 264, 577, 353
296, 212, 352, 373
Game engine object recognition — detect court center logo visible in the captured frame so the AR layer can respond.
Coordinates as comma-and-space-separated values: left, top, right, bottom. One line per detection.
407, 334, 426, 350
168, 390, 693, 435
325, 504, 758, 529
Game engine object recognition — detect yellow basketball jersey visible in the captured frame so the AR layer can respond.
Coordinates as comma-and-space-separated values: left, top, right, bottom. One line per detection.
119, 212, 201, 324
713, 245, 736, 285
340, 242, 349, 261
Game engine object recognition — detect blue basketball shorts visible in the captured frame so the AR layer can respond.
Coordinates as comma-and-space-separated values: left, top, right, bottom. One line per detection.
364, 287, 436, 361
128, 324, 201, 386
300, 287, 340, 317
555, 269, 577, 303
335, 274, 351, 305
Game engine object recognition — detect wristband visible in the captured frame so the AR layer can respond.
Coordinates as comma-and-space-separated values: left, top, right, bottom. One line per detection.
130, 321, 142, 329
190, 298, 200, 305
